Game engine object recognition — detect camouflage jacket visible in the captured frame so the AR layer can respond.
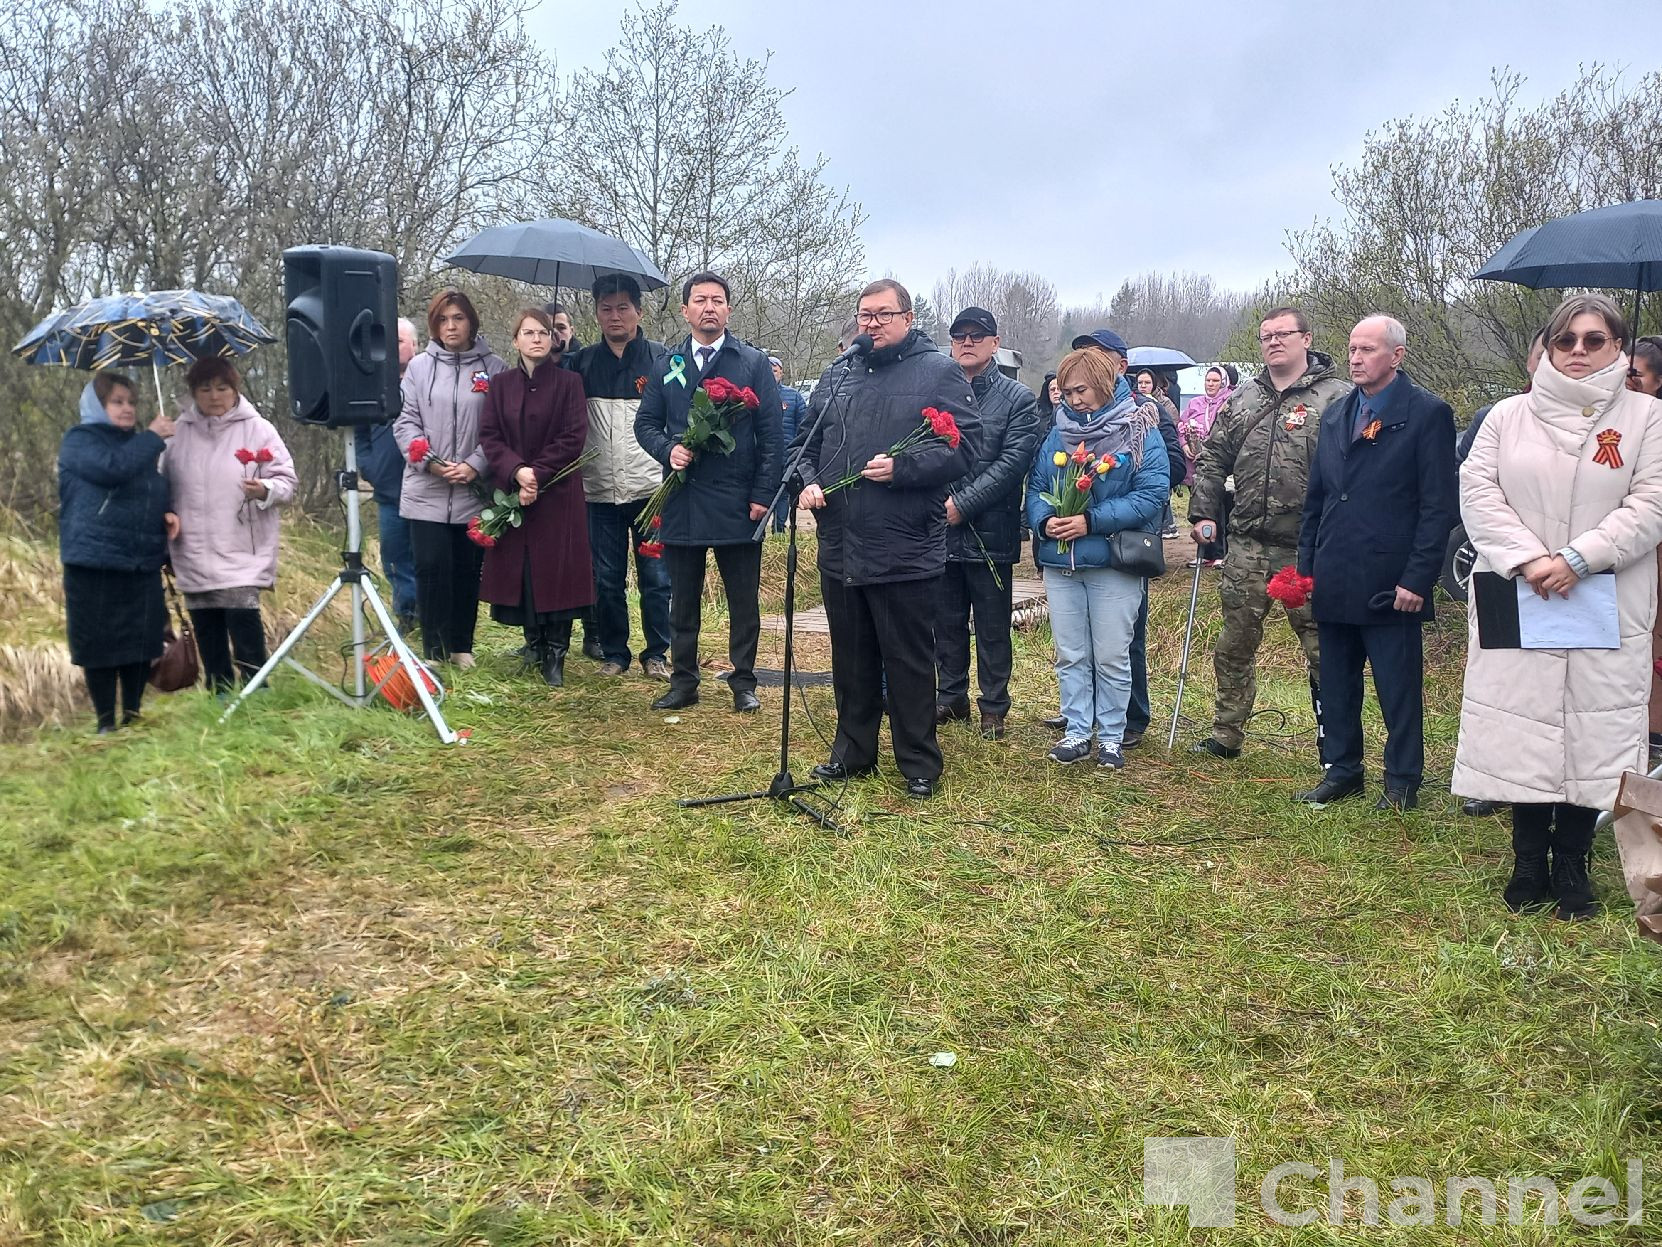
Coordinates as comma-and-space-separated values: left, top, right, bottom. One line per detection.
1189, 351, 1351, 549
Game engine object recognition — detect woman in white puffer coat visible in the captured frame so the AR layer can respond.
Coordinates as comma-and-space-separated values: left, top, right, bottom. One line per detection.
1454, 294, 1662, 921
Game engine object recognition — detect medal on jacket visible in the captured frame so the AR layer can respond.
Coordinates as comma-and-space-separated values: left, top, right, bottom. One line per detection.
470, 370, 490, 394
664, 354, 688, 387
1594, 428, 1624, 469
1283, 403, 1307, 432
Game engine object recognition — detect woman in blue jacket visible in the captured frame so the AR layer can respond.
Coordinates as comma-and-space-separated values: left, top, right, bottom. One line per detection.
58, 373, 178, 731
1027, 348, 1170, 768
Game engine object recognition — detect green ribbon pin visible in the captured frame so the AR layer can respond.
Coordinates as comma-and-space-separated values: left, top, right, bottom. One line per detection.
664, 354, 688, 387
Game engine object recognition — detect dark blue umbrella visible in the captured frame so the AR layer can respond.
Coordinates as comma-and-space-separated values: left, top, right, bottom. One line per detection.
13, 289, 276, 413
1474, 200, 1662, 329
443, 218, 669, 291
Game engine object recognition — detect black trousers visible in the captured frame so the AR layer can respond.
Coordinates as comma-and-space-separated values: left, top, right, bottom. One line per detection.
1512, 802, 1599, 844
936, 559, 1014, 717
84, 661, 150, 728
190, 607, 267, 692
1318, 618, 1425, 791
665, 541, 763, 696
407, 519, 483, 660
822, 573, 942, 781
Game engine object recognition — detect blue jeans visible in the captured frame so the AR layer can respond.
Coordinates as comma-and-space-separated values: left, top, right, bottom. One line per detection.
588, 499, 672, 669
377, 501, 418, 619
1044, 565, 1143, 743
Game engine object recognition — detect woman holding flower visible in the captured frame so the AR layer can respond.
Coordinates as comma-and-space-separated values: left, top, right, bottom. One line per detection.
1026, 347, 1169, 769
163, 357, 297, 692
394, 289, 506, 668
477, 307, 595, 687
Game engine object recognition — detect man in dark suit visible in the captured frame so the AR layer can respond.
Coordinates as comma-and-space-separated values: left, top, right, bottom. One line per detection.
635, 271, 783, 714
1295, 315, 1458, 810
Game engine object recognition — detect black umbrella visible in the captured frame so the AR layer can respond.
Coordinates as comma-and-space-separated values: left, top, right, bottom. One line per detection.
1474, 199, 1662, 329
442, 218, 669, 291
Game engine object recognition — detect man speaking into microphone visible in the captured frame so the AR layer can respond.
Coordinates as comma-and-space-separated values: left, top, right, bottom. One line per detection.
798, 279, 979, 799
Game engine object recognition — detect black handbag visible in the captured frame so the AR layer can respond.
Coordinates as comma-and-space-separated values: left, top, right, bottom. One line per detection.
1109, 529, 1167, 578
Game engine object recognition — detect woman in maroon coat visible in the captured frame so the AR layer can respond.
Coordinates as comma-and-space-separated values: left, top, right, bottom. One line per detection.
478, 307, 595, 686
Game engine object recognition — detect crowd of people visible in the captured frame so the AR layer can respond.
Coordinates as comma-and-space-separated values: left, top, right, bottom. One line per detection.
55, 271, 1662, 920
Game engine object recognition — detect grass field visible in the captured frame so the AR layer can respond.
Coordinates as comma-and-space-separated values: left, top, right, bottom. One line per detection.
3, 515, 1661, 1244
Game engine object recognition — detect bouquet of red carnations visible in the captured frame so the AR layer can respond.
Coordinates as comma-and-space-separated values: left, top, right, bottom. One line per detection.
1038, 441, 1117, 554
465, 448, 598, 548
635, 376, 758, 555
822, 405, 962, 495
1266, 565, 1314, 608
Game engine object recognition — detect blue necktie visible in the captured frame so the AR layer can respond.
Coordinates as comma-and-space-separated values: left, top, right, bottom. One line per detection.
1353, 400, 1372, 442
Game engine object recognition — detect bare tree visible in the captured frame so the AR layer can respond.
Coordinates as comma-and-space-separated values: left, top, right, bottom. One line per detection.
930, 262, 1059, 362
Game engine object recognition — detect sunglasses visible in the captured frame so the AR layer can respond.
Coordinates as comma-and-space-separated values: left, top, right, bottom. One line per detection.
949, 332, 988, 345
1552, 331, 1614, 353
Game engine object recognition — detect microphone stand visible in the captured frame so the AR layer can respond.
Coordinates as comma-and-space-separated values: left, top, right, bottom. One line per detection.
677, 353, 862, 834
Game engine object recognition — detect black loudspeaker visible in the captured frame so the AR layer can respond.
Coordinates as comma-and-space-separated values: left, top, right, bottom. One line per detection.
283, 245, 402, 427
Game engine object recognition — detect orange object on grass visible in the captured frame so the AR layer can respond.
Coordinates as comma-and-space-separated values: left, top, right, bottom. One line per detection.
364, 652, 438, 711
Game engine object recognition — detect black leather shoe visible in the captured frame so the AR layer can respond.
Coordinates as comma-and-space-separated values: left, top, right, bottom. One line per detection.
906, 777, 935, 800
1373, 788, 1418, 812
733, 690, 761, 713
651, 688, 699, 711
581, 637, 605, 662
1122, 727, 1145, 749
1461, 798, 1505, 817
1190, 738, 1241, 759
811, 760, 875, 782
1041, 713, 1067, 731
935, 701, 971, 725
1295, 773, 1365, 805
980, 713, 1006, 740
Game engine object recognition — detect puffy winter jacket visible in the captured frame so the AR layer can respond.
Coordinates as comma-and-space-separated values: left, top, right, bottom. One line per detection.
58, 419, 170, 572
800, 330, 980, 585
1189, 350, 1351, 548
163, 397, 297, 593
394, 336, 507, 524
947, 366, 1039, 565
569, 331, 667, 505
1026, 424, 1170, 571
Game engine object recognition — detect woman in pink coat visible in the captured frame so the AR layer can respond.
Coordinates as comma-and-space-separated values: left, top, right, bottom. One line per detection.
1178, 365, 1233, 483
163, 357, 297, 690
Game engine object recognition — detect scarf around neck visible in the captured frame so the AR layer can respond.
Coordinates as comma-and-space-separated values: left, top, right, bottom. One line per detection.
1054, 392, 1154, 467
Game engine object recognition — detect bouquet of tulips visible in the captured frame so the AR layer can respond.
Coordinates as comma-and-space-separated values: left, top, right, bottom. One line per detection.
822, 405, 962, 495
465, 447, 598, 549
635, 376, 758, 553
1039, 441, 1117, 554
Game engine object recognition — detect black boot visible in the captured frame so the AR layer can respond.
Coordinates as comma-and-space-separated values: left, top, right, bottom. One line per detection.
540, 621, 570, 688
1550, 819, 1601, 922
521, 626, 545, 670
1503, 820, 1554, 913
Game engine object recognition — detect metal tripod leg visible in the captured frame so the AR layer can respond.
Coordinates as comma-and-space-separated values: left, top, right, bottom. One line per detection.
1167, 558, 1205, 750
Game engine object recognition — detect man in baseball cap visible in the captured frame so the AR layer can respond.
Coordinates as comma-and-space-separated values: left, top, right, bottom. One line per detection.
1070, 328, 1131, 356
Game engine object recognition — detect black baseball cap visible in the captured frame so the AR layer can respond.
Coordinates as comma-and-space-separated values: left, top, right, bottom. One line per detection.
950, 306, 998, 336
1071, 328, 1130, 356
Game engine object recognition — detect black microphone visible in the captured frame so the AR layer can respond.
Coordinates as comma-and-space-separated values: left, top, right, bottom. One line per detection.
830, 333, 873, 366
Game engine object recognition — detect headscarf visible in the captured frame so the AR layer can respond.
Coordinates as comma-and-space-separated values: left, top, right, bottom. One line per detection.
1054, 392, 1156, 467
78, 381, 112, 426
1182, 367, 1233, 438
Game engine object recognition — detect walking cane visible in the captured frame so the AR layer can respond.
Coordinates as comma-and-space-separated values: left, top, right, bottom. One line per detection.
1166, 520, 1218, 750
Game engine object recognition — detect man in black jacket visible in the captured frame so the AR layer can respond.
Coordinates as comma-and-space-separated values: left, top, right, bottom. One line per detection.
937, 307, 1040, 739
354, 316, 419, 632
1296, 316, 1457, 811
635, 272, 783, 713
800, 279, 980, 799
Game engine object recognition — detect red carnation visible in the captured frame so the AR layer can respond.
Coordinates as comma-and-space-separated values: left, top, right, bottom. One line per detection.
650, 515, 663, 529
1266, 565, 1315, 609
408, 437, 430, 464
637, 540, 664, 559
738, 386, 759, 410
466, 525, 495, 548
254, 447, 274, 464
926, 407, 961, 449
234, 447, 255, 465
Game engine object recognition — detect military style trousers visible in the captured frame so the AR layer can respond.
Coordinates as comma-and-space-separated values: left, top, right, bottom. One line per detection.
1210, 535, 1321, 750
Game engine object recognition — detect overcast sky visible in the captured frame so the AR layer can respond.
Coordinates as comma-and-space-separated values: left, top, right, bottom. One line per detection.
530, 1, 1647, 306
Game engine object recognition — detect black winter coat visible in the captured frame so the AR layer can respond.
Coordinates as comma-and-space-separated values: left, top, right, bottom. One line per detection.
1297, 372, 1458, 625
802, 330, 980, 585
57, 423, 171, 571
354, 421, 404, 507
948, 366, 1039, 565
635, 334, 784, 546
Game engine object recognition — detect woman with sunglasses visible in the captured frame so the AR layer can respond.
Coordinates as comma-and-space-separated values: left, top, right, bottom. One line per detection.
1454, 294, 1662, 920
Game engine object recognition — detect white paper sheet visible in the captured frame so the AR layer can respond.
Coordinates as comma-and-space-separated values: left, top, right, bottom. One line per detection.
1516, 572, 1619, 650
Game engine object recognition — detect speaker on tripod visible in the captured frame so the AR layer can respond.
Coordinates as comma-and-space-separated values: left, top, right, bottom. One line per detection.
220, 245, 462, 743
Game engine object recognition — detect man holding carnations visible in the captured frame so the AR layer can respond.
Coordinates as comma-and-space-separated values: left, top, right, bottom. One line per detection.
798, 278, 980, 800
634, 271, 783, 714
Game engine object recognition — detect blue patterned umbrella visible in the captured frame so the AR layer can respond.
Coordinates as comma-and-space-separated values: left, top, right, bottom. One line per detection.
13, 289, 276, 371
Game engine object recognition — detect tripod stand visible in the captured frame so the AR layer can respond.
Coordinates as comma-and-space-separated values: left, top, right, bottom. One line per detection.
219, 430, 462, 744
677, 357, 861, 833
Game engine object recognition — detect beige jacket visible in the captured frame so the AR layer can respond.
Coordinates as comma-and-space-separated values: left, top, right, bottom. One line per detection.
1453, 356, 1662, 808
